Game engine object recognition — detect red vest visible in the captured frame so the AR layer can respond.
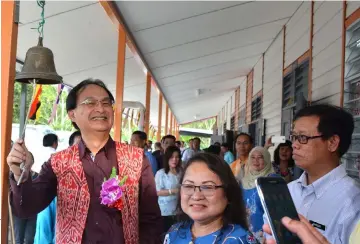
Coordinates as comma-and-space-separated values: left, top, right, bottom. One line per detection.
51, 142, 143, 244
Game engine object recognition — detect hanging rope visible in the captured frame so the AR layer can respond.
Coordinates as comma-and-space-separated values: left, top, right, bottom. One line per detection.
31, 0, 46, 37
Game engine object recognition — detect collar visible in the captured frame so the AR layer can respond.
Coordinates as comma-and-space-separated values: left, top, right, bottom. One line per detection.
78, 136, 115, 160
296, 163, 347, 199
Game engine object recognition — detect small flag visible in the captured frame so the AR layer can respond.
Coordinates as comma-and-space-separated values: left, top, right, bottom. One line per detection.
130, 109, 135, 127
123, 108, 130, 128
48, 84, 64, 124
28, 85, 42, 120
136, 110, 140, 126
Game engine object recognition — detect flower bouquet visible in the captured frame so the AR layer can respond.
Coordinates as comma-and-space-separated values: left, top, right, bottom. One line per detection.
100, 167, 128, 211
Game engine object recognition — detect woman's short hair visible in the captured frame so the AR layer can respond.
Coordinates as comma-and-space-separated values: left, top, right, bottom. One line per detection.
176, 153, 249, 232
163, 145, 182, 174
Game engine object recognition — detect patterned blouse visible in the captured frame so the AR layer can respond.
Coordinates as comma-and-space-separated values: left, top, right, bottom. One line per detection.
164, 222, 258, 244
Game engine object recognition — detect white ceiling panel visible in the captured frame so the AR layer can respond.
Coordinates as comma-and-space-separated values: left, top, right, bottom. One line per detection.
168, 77, 245, 104
152, 40, 271, 79
175, 92, 232, 124
116, 1, 249, 32
19, 1, 97, 25
157, 55, 259, 87
17, 3, 119, 77
131, 1, 300, 54
145, 21, 284, 69
163, 73, 246, 92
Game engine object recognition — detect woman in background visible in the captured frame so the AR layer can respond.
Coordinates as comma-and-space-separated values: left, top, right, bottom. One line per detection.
241, 147, 277, 243
155, 146, 182, 233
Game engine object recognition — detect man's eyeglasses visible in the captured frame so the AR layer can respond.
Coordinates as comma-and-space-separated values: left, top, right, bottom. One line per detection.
290, 134, 323, 144
79, 98, 114, 109
181, 184, 224, 197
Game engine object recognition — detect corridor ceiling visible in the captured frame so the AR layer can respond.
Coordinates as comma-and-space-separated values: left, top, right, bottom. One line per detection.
16, 1, 302, 126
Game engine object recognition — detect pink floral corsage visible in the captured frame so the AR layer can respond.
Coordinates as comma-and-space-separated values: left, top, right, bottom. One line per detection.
100, 167, 128, 211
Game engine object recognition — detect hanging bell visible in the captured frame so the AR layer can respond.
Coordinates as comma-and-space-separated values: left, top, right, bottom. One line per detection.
15, 37, 62, 84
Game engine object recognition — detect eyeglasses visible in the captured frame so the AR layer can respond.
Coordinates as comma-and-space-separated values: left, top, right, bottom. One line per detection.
290, 134, 323, 144
181, 184, 224, 197
79, 98, 114, 109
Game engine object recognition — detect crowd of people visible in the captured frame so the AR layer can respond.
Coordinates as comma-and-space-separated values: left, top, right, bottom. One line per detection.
6, 78, 360, 244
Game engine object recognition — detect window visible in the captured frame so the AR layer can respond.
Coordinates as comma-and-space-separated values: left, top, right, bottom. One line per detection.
343, 19, 360, 180
251, 95, 262, 121
230, 116, 235, 130
238, 106, 246, 128
282, 59, 309, 108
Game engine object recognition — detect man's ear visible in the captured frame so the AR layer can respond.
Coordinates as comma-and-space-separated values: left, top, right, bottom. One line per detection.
68, 110, 76, 122
327, 135, 340, 153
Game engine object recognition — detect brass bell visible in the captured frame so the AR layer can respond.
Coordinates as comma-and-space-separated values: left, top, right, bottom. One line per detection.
15, 37, 62, 84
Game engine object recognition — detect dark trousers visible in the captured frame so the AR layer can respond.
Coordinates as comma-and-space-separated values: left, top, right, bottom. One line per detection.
13, 215, 37, 244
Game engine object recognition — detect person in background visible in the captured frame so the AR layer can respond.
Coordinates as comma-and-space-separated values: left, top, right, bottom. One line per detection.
155, 146, 182, 234
213, 142, 221, 147
264, 104, 360, 244
156, 135, 176, 170
164, 153, 255, 243
221, 142, 235, 165
12, 152, 38, 244
241, 146, 277, 243
131, 131, 158, 176
33, 133, 58, 174
230, 133, 253, 180
204, 145, 221, 156
152, 142, 162, 164
175, 140, 181, 149
181, 139, 194, 157
147, 140, 153, 152
68, 130, 81, 147
180, 141, 186, 154
34, 132, 82, 244
265, 138, 295, 183
182, 137, 201, 163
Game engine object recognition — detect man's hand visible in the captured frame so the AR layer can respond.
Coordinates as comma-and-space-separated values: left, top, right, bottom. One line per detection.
7, 139, 34, 182
262, 215, 330, 244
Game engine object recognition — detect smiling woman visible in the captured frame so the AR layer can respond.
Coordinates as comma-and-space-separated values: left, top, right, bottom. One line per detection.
164, 153, 257, 244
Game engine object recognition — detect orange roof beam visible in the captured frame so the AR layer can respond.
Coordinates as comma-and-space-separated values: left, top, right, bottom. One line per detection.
99, 1, 177, 125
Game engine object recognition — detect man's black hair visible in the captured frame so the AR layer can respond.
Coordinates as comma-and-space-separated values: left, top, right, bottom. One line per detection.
69, 131, 81, 146
235, 133, 253, 144
132, 130, 147, 141
43, 133, 58, 147
294, 104, 354, 157
221, 142, 230, 149
161, 134, 176, 142
66, 78, 115, 129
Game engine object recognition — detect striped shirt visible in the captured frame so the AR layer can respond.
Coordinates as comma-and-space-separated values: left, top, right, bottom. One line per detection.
288, 164, 360, 244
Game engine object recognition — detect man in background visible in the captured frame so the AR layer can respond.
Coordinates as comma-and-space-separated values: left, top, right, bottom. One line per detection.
68, 130, 81, 147
147, 140, 153, 152
131, 131, 158, 176
221, 142, 234, 164
33, 133, 58, 174
182, 137, 201, 163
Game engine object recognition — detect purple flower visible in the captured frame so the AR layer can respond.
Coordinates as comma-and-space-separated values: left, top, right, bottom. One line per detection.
100, 177, 123, 205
